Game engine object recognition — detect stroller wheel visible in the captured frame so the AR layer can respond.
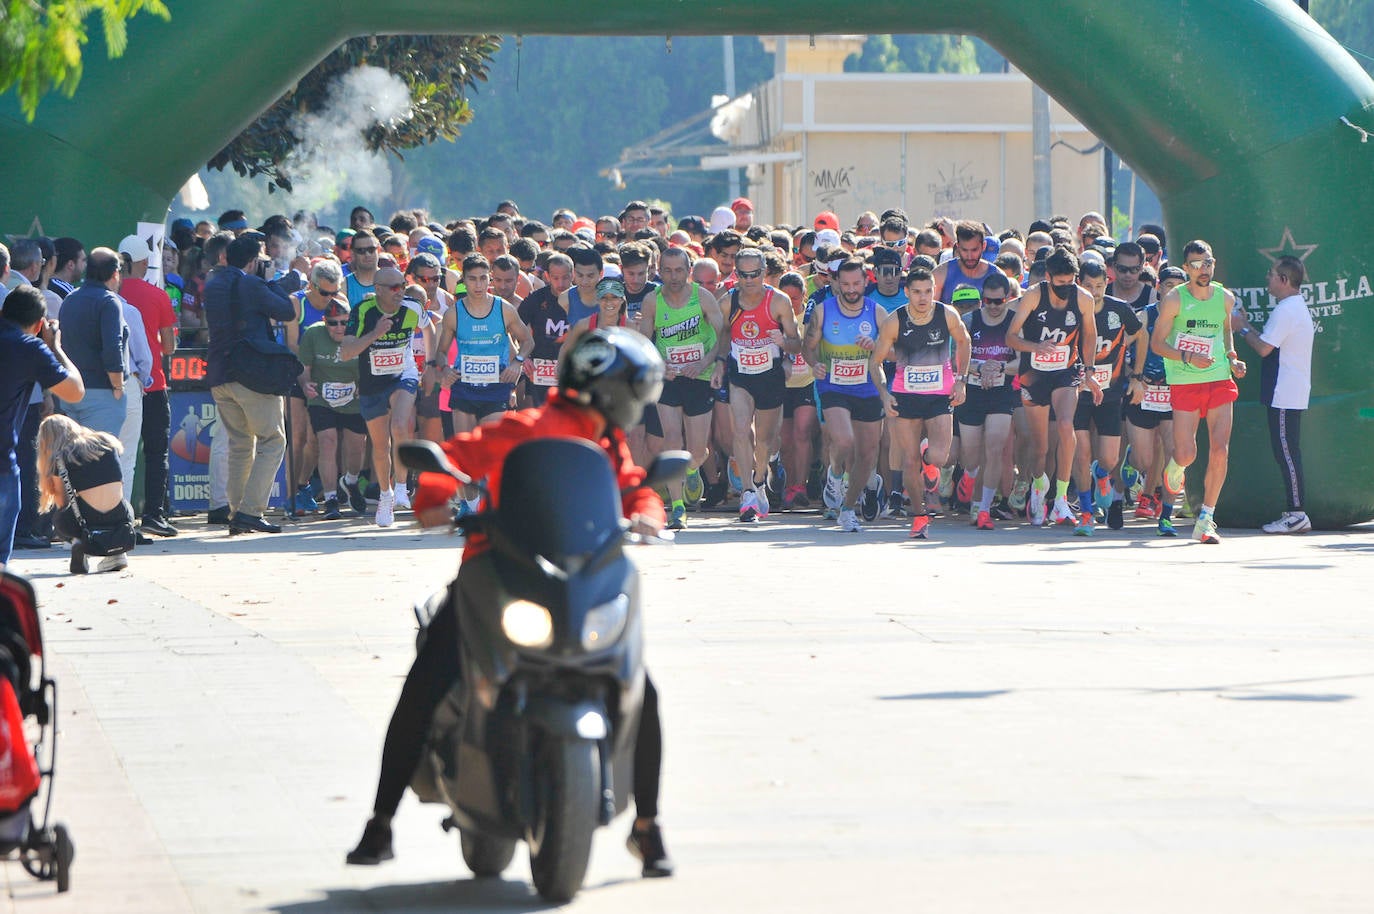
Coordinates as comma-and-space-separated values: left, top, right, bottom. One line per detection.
53, 824, 73, 893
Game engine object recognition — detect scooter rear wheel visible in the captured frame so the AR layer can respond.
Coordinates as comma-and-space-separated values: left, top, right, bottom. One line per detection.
527, 738, 598, 903
460, 829, 516, 877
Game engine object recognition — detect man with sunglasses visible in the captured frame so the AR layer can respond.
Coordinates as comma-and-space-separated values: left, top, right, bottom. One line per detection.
1108, 241, 1154, 312
298, 300, 367, 519
934, 221, 1000, 306
956, 271, 1021, 530
283, 260, 347, 516
406, 253, 452, 444
595, 216, 623, 245
346, 230, 380, 306
1150, 240, 1246, 544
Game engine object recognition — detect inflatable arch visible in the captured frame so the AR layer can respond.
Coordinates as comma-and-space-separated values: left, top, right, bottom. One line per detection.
3, 0, 1372, 526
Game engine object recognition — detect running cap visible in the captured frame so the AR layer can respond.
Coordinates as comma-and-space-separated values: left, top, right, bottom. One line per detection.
814, 211, 840, 232
415, 236, 446, 260
730, 197, 754, 214
596, 278, 627, 300
117, 234, 152, 263
950, 284, 981, 307
709, 206, 735, 233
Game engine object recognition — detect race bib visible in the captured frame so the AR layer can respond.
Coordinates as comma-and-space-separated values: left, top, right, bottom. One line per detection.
1030, 345, 1071, 371
1141, 383, 1172, 412
902, 364, 945, 394
1090, 364, 1112, 387
320, 381, 355, 407
665, 343, 703, 366
1176, 333, 1213, 359
736, 347, 774, 375
830, 358, 869, 386
459, 353, 501, 385
531, 357, 558, 387
368, 347, 406, 376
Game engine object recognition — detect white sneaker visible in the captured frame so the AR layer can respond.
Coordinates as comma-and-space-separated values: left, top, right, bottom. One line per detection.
97, 552, 128, 573
1050, 498, 1075, 525
755, 486, 770, 518
839, 508, 862, 532
376, 492, 395, 528
1029, 488, 1047, 526
738, 490, 760, 522
393, 485, 412, 511
822, 468, 844, 511
1262, 511, 1311, 534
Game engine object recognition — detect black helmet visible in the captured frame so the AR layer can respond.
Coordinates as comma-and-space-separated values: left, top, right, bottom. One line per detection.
558, 327, 665, 429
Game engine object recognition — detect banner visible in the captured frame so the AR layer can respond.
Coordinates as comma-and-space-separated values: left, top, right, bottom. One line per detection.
168, 390, 286, 514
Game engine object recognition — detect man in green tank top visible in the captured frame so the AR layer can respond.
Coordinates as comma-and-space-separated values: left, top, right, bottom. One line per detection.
638, 247, 726, 529
1149, 239, 1248, 544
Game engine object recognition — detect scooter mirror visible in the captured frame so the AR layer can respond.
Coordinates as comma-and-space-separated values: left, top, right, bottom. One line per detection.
397, 440, 469, 482
640, 449, 692, 490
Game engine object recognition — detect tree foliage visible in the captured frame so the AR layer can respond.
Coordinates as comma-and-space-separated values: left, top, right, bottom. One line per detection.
207, 34, 501, 193
0, 0, 169, 121
1310, 0, 1374, 73
845, 35, 984, 74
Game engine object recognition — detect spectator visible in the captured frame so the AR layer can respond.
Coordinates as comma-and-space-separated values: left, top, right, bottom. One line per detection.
48, 238, 86, 300
57, 248, 129, 437
204, 233, 294, 535
0, 286, 84, 567
36, 414, 132, 574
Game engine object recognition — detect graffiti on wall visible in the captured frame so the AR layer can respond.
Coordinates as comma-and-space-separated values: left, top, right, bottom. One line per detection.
928, 162, 988, 219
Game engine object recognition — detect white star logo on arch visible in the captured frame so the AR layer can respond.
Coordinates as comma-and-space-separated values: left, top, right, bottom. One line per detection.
1258, 228, 1318, 264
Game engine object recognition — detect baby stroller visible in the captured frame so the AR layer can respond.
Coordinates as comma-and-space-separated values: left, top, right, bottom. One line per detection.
0, 570, 73, 892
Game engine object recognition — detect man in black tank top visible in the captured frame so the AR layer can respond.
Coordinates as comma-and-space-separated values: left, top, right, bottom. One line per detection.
1107, 241, 1154, 312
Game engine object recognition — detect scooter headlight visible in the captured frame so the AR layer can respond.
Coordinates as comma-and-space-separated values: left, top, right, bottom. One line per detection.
502, 600, 554, 649
581, 594, 629, 651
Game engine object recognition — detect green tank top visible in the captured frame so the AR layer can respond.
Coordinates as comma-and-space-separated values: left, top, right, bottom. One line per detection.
653, 283, 717, 381
1164, 281, 1231, 385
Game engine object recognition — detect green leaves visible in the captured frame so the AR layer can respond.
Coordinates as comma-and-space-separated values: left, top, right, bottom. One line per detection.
0, 0, 169, 121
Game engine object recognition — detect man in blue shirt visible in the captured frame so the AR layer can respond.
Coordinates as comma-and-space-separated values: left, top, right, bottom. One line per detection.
56, 248, 128, 437
0, 286, 85, 567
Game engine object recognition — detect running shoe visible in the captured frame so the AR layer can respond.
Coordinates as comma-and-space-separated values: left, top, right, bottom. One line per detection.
990, 498, 1015, 522
922, 463, 940, 505
291, 487, 311, 517
727, 458, 744, 494
1008, 479, 1030, 513
975, 510, 995, 531
375, 491, 395, 528
1107, 499, 1125, 530
1122, 462, 1144, 504
738, 490, 760, 523
1194, 512, 1221, 544
1157, 517, 1177, 537
1073, 512, 1094, 536
1028, 487, 1047, 527
908, 514, 930, 539
702, 479, 728, 509
1134, 494, 1156, 520
805, 459, 825, 501
861, 473, 882, 522
1174, 499, 1193, 519
667, 503, 687, 531
822, 467, 845, 512
394, 485, 412, 511
1091, 461, 1113, 512
882, 490, 906, 519
684, 467, 704, 504
782, 484, 810, 510
839, 508, 862, 533
1261, 511, 1312, 534
955, 468, 976, 505
756, 486, 770, 519
344, 479, 367, 514
938, 466, 955, 501
767, 454, 786, 495
323, 497, 342, 521
1163, 460, 1185, 498
1050, 498, 1075, 525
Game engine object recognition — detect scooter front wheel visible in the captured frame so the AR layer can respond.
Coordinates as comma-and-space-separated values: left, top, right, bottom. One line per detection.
460, 828, 516, 877
527, 737, 598, 903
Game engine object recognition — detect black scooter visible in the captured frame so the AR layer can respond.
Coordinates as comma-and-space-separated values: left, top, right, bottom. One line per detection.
398, 437, 687, 902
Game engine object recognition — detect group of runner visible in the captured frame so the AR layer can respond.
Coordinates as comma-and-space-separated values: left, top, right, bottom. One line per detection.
258, 198, 1311, 542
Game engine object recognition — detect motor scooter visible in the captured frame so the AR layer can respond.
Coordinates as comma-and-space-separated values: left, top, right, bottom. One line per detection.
399, 437, 687, 902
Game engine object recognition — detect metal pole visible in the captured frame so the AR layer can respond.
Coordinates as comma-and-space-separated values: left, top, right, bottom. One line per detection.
724, 35, 740, 203
1031, 83, 1051, 219
1104, 147, 1114, 233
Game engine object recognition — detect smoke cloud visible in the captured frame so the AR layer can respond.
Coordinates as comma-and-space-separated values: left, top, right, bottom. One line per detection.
281, 65, 413, 212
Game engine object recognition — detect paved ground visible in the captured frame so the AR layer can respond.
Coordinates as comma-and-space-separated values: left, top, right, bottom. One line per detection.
1, 505, 1372, 913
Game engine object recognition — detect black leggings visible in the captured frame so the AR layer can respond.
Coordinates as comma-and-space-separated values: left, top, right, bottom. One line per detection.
1267, 406, 1305, 511
372, 597, 664, 821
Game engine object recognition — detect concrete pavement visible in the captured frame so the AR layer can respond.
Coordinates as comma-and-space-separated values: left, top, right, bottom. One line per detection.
2, 507, 1371, 913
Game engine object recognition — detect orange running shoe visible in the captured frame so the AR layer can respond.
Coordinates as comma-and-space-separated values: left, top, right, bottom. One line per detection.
909, 514, 930, 539
975, 510, 995, 530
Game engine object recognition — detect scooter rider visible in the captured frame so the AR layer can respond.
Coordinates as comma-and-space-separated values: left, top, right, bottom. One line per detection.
347, 327, 675, 878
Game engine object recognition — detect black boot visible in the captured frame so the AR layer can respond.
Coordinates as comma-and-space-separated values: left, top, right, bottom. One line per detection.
626, 822, 674, 878
345, 817, 394, 866
69, 543, 87, 575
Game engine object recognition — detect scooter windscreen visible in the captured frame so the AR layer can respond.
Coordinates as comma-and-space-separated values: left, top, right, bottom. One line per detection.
494, 437, 625, 566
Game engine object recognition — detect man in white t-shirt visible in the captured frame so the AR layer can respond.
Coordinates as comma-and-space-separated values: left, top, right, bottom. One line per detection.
1233, 255, 1314, 533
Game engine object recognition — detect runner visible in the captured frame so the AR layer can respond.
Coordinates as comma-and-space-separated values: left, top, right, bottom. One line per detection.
298, 300, 367, 520
560, 245, 603, 326
1126, 265, 1185, 535
955, 271, 1020, 530
345, 230, 379, 306
1149, 240, 1247, 544
340, 267, 430, 527
516, 251, 573, 408
283, 260, 346, 516
710, 248, 801, 523
933, 221, 1000, 303
1007, 247, 1103, 526
873, 266, 971, 538
639, 246, 725, 529
803, 258, 890, 533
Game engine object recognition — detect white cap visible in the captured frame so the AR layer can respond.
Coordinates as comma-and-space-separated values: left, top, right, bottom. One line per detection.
118, 234, 152, 263
815, 228, 841, 250
709, 206, 735, 234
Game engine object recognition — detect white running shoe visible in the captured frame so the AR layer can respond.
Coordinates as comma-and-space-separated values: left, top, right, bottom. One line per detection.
755, 486, 770, 519
1050, 498, 1075, 525
393, 485, 412, 511
839, 508, 862, 532
1029, 488, 1047, 526
97, 552, 129, 573
822, 468, 844, 511
376, 492, 395, 528
1261, 511, 1312, 534
738, 490, 760, 522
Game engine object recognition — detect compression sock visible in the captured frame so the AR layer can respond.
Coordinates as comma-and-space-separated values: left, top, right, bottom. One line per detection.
1079, 488, 1094, 514
1157, 487, 1174, 520
890, 470, 903, 494
979, 486, 997, 514
1032, 474, 1050, 495
1055, 479, 1070, 500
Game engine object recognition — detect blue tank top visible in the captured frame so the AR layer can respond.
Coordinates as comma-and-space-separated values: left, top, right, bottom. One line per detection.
815, 296, 882, 399
451, 296, 511, 402
567, 287, 596, 326
293, 290, 328, 329
940, 259, 998, 304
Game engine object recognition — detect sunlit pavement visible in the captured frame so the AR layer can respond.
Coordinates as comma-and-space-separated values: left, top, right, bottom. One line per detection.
3, 508, 1372, 913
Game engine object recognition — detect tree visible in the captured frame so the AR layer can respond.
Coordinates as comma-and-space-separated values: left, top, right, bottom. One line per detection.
1310, 0, 1374, 74
845, 35, 995, 75
0, 0, 169, 121
207, 34, 501, 193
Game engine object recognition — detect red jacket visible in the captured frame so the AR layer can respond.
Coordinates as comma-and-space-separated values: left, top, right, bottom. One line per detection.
414, 391, 665, 558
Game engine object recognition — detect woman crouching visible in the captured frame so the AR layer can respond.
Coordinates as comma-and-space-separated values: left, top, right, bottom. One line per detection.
37, 415, 136, 574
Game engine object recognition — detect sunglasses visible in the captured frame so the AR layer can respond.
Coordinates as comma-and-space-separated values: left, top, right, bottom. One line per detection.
875, 266, 901, 276
883, 239, 906, 248
352, 246, 378, 255
982, 296, 1006, 305
1113, 264, 1141, 274
326, 319, 348, 327
736, 268, 764, 279
314, 283, 340, 295
414, 273, 440, 283
1185, 258, 1216, 269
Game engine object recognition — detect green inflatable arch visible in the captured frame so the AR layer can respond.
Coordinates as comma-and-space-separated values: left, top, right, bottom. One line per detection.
3, 0, 1372, 527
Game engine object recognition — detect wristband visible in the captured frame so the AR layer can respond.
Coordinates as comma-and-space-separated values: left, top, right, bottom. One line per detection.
1238, 327, 1251, 337
514, 355, 526, 363
1226, 350, 1238, 359
1182, 352, 1191, 365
